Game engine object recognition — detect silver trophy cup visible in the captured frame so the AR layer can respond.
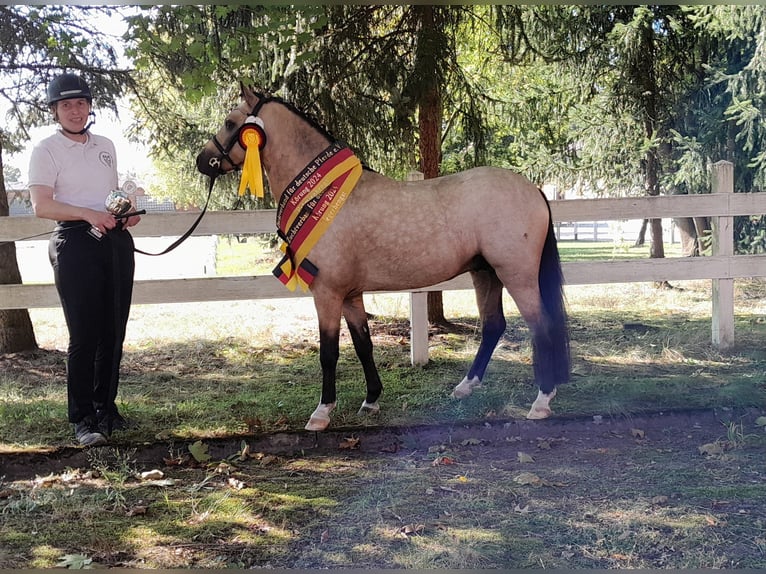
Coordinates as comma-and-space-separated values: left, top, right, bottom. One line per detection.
88, 191, 136, 240
105, 190, 134, 217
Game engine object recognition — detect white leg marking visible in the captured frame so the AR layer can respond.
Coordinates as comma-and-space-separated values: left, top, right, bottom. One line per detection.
451, 376, 482, 399
526, 388, 557, 420
305, 402, 336, 431
358, 400, 380, 416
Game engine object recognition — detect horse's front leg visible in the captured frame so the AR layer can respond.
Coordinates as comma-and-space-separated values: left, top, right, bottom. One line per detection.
305, 295, 343, 431
452, 270, 505, 399
343, 294, 383, 416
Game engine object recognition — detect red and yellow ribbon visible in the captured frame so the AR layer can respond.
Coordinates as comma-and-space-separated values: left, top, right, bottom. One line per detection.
273, 143, 362, 292
237, 123, 265, 198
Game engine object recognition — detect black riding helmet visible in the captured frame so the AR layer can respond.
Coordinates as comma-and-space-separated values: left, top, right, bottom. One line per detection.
47, 73, 92, 105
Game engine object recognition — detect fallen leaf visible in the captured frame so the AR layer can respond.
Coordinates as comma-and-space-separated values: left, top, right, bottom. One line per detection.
513, 472, 543, 486
456, 475, 469, 483
274, 415, 289, 427
227, 477, 246, 490
238, 441, 251, 461
513, 503, 531, 514
142, 478, 177, 487
140, 469, 164, 481
631, 428, 645, 439
320, 529, 330, 543
432, 456, 456, 466
188, 440, 212, 462
56, 554, 94, 569
339, 436, 360, 450
126, 505, 148, 517
698, 442, 724, 456
704, 514, 720, 526
651, 495, 669, 506
517, 451, 535, 464
461, 438, 482, 446
244, 416, 262, 432
755, 416, 766, 427
399, 523, 424, 537
380, 442, 400, 453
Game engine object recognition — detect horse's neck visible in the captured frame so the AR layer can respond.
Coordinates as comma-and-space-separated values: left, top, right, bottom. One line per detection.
258, 102, 333, 201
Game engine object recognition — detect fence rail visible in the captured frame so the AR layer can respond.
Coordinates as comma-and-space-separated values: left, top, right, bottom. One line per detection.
2, 161, 764, 356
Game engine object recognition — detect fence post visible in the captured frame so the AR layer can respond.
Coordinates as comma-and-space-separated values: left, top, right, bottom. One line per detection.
406, 170, 429, 366
711, 160, 734, 350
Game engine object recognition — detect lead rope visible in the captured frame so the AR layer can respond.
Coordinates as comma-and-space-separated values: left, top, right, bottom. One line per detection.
0, 177, 218, 254
133, 176, 216, 256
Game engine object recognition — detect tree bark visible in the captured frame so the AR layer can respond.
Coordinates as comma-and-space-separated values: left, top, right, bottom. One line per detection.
414, 5, 449, 327
674, 217, 698, 257
0, 140, 38, 353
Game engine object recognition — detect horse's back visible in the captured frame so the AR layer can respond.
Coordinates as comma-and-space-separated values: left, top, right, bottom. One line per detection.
311, 166, 552, 293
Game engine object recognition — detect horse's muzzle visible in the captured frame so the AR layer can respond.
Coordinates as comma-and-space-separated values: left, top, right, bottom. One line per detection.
196, 150, 224, 178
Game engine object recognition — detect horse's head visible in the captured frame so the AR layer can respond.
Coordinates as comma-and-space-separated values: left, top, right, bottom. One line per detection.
195, 84, 267, 179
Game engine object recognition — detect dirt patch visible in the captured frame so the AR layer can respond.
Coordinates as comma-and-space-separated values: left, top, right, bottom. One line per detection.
1, 406, 760, 481
2, 408, 765, 568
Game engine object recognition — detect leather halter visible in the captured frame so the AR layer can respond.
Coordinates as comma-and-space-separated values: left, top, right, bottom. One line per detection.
210, 96, 272, 174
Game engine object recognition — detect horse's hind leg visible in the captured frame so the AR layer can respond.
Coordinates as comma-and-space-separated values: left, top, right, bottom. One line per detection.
504, 281, 560, 420
305, 294, 344, 431
452, 270, 506, 399
342, 294, 383, 416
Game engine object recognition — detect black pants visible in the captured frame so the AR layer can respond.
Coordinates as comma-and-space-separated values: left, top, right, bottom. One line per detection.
49, 222, 135, 424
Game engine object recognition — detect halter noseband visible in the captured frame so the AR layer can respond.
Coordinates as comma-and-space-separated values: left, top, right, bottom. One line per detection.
209, 95, 271, 174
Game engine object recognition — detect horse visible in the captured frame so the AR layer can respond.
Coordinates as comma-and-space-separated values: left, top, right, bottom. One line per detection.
196, 84, 570, 432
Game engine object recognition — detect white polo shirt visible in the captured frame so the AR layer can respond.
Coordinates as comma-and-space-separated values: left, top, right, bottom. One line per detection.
28, 130, 118, 212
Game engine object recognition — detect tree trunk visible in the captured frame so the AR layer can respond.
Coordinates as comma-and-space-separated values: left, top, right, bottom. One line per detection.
634, 219, 648, 247
674, 217, 699, 256
415, 5, 449, 327
0, 141, 38, 353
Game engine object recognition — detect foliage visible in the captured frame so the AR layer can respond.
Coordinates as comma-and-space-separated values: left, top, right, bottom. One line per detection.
0, 5, 132, 152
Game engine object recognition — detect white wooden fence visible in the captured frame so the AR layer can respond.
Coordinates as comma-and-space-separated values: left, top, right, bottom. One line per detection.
2, 161, 765, 359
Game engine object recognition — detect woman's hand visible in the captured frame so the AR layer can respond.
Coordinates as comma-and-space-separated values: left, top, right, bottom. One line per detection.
121, 214, 141, 228
86, 209, 118, 235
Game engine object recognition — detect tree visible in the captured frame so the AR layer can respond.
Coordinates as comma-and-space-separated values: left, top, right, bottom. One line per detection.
0, 5, 133, 353
127, 5, 505, 326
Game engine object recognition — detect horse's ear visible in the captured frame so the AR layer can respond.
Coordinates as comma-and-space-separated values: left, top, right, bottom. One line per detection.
240, 82, 257, 106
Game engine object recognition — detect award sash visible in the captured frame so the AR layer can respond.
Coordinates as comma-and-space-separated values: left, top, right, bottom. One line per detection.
273, 142, 362, 292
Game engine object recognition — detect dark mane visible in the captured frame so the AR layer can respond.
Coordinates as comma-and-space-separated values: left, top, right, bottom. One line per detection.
252, 89, 337, 144
251, 88, 373, 172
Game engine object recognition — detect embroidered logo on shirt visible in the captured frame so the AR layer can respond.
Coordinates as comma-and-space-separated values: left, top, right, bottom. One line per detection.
99, 151, 114, 168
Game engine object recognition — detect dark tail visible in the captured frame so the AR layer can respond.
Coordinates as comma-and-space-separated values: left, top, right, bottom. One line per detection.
534, 195, 571, 392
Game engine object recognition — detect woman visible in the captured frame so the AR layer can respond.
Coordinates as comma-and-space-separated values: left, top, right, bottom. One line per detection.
28, 73, 140, 446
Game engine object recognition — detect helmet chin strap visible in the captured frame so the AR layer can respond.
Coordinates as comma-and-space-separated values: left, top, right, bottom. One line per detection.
61, 111, 95, 136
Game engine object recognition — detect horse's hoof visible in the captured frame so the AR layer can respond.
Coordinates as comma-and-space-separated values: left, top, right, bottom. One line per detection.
526, 405, 552, 420
305, 402, 335, 432
357, 400, 380, 416
526, 389, 556, 420
451, 376, 482, 399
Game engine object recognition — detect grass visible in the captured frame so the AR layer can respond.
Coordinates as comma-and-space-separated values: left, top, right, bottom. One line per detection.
1, 238, 765, 568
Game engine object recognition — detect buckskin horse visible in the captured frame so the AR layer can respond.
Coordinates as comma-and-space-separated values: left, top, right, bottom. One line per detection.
196, 84, 570, 431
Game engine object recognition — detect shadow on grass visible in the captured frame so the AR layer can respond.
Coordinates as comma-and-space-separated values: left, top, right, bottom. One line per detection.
2, 310, 764, 450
